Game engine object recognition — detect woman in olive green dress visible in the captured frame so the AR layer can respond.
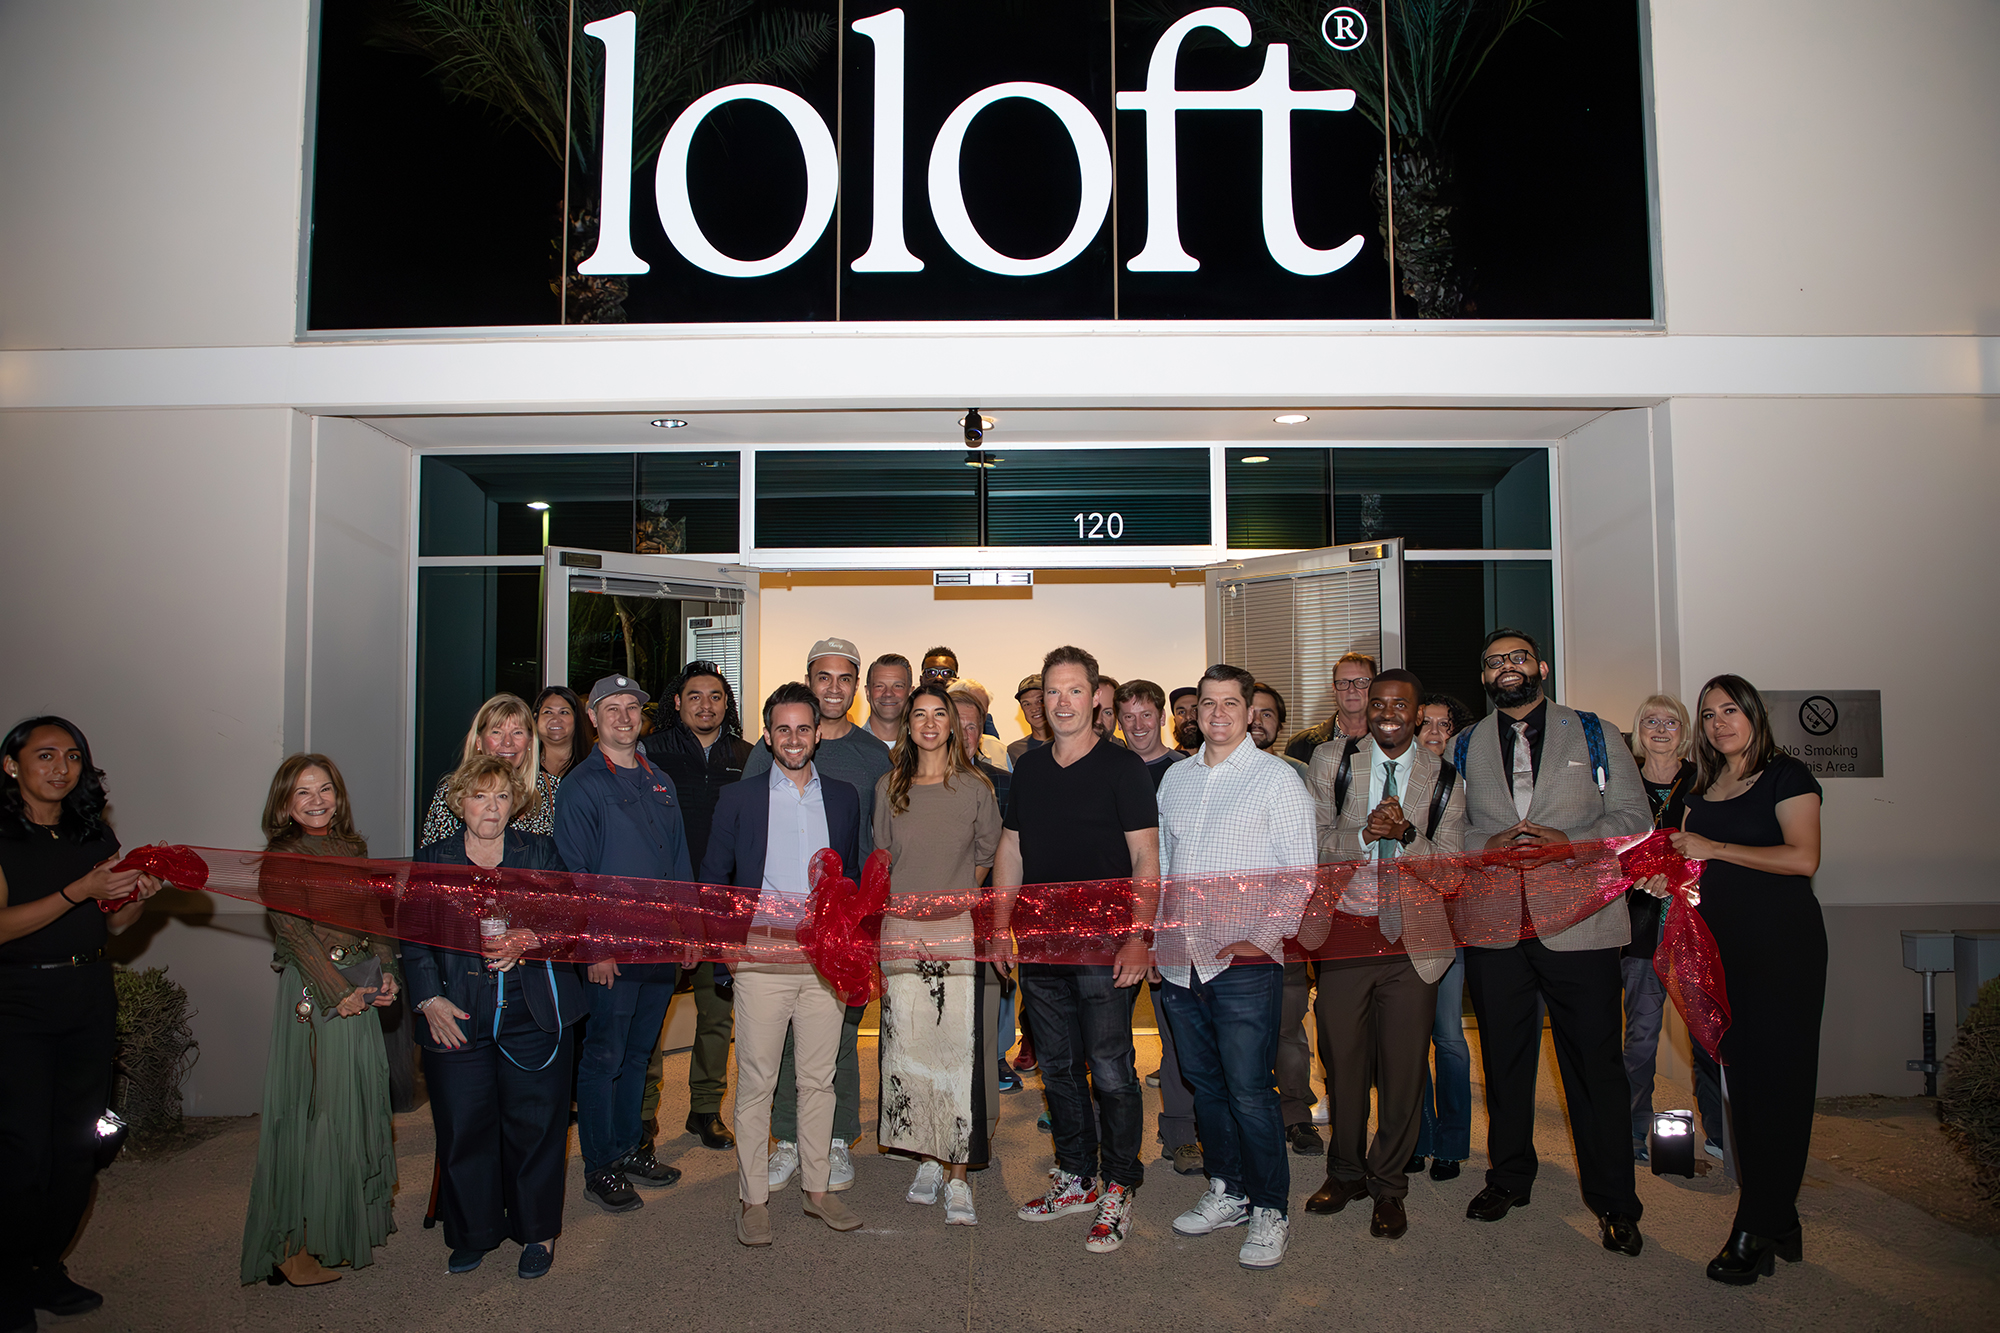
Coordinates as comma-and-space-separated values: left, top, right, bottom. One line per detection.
239, 754, 399, 1286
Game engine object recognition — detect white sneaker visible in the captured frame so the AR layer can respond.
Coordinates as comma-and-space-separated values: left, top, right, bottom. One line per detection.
1238, 1207, 1289, 1269
767, 1140, 800, 1190
1172, 1177, 1249, 1237
907, 1159, 944, 1205
944, 1178, 978, 1226
828, 1138, 856, 1191
1312, 1096, 1331, 1127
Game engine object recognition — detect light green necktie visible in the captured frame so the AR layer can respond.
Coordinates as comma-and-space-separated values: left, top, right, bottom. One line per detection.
1380, 759, 1399, 861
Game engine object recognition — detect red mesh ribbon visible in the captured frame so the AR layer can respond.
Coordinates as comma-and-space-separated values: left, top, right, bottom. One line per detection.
1652, 892, 1730, 1062
797, 849, 891, 1006
140, 838, 1711, 995
106, 844, 210, 912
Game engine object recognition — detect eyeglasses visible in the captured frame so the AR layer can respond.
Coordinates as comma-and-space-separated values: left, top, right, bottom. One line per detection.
1332, 677, 1374, 692
1639, 717, 1680, 732
1481, 650, 1537, 671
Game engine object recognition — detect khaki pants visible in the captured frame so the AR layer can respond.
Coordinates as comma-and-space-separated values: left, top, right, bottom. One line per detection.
731, 963, 845, 1204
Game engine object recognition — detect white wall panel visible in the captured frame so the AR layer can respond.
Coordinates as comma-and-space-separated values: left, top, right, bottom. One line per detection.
1557, 408, 1671, 725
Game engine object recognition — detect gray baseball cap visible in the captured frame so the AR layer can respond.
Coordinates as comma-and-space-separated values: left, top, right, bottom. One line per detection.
587, 674, 650, 707
806, 636, 862, 669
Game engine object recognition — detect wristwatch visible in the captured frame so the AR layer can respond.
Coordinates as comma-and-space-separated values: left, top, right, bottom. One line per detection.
1397, 821, 1418, 847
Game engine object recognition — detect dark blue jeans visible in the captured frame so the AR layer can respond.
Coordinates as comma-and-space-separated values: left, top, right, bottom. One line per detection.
1416, 947, 1472, 1162
1160, 962, 1289, 1213
1017, 964, 1145, 1189
576, 962, 678, 1172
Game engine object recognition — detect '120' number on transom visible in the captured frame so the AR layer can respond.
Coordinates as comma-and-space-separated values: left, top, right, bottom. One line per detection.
1073, 512, 1124, 540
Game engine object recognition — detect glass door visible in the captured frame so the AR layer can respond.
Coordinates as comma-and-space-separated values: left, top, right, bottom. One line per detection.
1204, 541, 1406, 755
542, 548, 760, 736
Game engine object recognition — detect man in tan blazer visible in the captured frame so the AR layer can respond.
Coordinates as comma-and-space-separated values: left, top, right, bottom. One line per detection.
1455, 628, 1650, 1257
1300, 669, 1466, 1241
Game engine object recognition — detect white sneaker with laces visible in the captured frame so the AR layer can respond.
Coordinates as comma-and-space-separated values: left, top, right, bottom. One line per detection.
944, 1178, 978, 1226
828, 1137, 856, 1191
767, 1140, 800, 1190
1238, 1207, 1289, 1269
1172, 1177, 1250, 1236
907, 1159, 944, 1205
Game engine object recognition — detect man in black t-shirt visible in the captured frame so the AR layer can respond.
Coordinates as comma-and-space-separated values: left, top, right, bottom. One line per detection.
996, 646, 1160, 1254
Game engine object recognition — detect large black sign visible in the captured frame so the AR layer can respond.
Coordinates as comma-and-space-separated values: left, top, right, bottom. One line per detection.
309, 1, 1652, 328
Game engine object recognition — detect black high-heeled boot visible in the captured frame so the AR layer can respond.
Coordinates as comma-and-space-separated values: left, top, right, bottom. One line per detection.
1705, 1226, 1804, 1284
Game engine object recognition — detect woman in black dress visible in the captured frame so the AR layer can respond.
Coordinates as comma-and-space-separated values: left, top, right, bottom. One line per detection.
0, 717, 161, 1331
405, 753, 581, 1281
1662, 675, 1825, 1284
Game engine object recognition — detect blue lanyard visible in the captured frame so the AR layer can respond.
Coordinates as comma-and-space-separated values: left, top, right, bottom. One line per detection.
492, 961, 565, 1071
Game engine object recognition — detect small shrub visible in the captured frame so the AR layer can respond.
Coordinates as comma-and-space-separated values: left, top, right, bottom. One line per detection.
112, 965, 199, 1141
1941, 974, 2000, 1202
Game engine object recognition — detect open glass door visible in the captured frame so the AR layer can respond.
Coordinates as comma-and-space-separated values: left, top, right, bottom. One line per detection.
542, 548, 760, 735
1205, 541, 1406, 754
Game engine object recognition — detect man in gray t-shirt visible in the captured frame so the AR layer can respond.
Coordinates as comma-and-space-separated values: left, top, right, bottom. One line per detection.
736, 636, 891, 1192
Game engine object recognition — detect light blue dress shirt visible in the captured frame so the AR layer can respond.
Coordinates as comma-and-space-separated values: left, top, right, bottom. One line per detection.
753, 761, 830, 929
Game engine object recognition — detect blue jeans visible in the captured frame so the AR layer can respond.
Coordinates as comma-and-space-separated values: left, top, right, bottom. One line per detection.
1160, 963, 1289, 1213
1416, 948, 1472, 1162
1621, 953, 1667, 1141
576, 962, 678, 1172
1017, 964, 1145, 1189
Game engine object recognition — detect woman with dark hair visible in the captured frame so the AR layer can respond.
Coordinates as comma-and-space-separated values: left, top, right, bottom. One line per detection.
873, 684, 1003, 1226
0, 717, 161, 1330
532, 686, 589, 786
421, 695, 557, 845
1638, 675, 1824, 1285
240, 754, 399, 1287
406, 753, 581, 1280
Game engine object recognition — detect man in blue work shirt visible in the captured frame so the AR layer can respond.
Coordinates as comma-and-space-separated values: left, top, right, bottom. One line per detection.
555, 674, 693, 1215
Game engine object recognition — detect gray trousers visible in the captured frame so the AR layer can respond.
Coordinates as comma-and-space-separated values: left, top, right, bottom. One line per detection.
1278, 960, 1315, 1127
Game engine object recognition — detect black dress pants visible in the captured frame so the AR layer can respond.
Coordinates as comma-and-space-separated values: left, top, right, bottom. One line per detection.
0, 964, 115, 1322
424, 975, 574, 1250
1465, 939, 1642, 1219
1315, 957, 1438, 1201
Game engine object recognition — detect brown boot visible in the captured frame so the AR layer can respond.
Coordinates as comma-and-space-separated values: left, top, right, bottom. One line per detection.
276, 1250, 342, 1286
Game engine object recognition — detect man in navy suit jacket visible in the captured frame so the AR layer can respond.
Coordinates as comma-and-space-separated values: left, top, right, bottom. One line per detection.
701, 682, 866, 1247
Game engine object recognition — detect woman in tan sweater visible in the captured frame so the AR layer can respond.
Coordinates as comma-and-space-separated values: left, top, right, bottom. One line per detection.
872, 684, 1003, 1226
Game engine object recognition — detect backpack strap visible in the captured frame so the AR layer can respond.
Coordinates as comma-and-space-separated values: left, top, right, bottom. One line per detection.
1330, 735, 1364, 815
1452, 727, 1472, 777
1576, 710, 1609, 794
1425, 759, 1458, 841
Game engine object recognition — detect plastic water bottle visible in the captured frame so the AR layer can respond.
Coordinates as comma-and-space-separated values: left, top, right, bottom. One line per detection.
478, 894, 508, 944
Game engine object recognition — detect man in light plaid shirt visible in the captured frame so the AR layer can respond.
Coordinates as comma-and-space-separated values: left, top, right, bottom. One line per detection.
1152, 663, 1317, 1271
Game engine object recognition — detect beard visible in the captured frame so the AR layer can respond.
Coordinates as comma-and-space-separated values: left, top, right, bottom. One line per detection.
1174, 719, 1202, 750
1485, 674, 1541, 709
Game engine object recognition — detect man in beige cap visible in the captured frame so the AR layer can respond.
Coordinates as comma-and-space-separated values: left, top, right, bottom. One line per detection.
740, 635, 891, 1193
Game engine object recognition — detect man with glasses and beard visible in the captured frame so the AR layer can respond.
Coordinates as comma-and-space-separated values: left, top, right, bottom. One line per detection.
1451, 629, 1650, 1256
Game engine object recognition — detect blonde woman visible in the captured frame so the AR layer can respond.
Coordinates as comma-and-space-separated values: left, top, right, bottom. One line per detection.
240, 754, 398, 1286
871, 684, 1003, 1225
1621, 694, 1697, 1162
421, 695, 556, 845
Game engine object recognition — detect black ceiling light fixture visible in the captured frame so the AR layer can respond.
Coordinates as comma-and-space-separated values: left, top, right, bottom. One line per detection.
961, 408, 985, 447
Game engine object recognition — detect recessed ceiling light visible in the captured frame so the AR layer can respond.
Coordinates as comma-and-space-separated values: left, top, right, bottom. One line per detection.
526, 501, 551, 511
1273, 413, 1309, 425
649, 417, 688, 429
1240, 455, 1270, 464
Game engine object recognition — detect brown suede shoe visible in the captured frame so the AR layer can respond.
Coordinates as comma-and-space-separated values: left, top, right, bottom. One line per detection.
804, 1193, 864, 1231
736, 1203, 772, 1247
275, 1251, 342, 1286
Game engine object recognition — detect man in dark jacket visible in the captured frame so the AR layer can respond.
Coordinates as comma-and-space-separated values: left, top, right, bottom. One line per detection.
555, 674, 693, 1215
639, 662, 754, 1150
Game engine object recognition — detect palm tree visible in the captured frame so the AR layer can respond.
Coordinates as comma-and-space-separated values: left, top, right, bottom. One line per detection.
1238, 0, 1548, 317
372, 0, 833, 321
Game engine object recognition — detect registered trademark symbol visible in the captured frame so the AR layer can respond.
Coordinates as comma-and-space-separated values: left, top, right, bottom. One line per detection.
1323, 7, 1368, 51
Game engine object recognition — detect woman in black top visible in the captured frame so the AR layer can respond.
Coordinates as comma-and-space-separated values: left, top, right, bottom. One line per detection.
1654, 676, 1825, 1285
406, 754, 582, 1281
0, 717, 161, 1331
